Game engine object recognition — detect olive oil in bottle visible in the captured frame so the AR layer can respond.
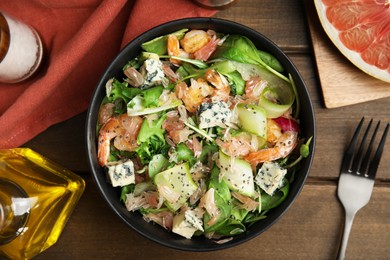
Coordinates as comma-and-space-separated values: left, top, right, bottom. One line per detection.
0, 148, 85, 259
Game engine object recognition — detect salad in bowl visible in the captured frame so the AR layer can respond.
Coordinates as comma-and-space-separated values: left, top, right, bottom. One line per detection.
87, 18, 315, 250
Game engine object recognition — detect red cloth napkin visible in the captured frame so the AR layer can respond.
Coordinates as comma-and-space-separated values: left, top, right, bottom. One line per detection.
0, 0, 216, 148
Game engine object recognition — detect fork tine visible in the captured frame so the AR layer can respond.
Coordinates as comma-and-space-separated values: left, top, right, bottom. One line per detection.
341, 117, 365, 172
366, 123, 389, 179
351, 118, 373, 174
358, 120, 379, 176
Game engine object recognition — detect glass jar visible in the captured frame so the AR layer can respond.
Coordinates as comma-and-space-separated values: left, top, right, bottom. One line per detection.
0, 12, 43, 83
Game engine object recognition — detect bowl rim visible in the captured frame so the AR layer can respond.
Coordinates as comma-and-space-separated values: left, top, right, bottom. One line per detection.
86, 17, 316, 251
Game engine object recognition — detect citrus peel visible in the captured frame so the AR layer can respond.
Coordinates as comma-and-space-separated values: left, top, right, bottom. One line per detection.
314, 0, 390, 83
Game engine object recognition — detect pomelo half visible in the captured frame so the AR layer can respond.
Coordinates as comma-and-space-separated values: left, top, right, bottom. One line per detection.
314, 0, 390, 83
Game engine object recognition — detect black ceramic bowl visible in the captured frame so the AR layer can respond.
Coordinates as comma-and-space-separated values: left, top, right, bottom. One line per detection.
86, 17, 315, 251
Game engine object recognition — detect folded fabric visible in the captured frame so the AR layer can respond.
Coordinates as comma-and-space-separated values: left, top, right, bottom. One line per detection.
0, 0, 216, 148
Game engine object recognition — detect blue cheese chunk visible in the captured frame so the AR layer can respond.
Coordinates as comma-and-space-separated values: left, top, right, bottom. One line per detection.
140, 58, 164, 89
184, 209, 204, 232
255, 161, 287, 195
106, 160, 135, 187
172, 209, 204, 239
198, 101, 231, 129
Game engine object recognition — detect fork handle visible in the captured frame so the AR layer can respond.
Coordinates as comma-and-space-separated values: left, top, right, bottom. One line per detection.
337, 210, 356, 260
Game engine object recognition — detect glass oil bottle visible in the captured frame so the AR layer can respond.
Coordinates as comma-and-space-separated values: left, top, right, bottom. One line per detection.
0, 148, 85, 259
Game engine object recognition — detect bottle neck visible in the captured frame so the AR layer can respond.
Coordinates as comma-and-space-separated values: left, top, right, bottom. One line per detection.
0, 178, 30, 245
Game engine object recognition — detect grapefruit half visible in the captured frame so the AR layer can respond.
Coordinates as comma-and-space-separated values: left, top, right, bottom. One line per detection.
314, 0, 390, 83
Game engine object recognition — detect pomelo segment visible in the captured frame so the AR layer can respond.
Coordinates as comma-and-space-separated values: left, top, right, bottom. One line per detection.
314, 0, 390, 83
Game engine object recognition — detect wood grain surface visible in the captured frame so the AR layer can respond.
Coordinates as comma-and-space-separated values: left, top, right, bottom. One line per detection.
33, 176, 390, 259
19, 0, 390, 259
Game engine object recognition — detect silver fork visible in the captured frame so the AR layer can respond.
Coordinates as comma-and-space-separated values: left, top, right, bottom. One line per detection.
337, 118, 389, 260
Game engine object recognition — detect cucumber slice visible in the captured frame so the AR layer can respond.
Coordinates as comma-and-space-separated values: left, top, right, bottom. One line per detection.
236, 103, 267, 139
148, 154, 169, 179
127, 97, 182, 116
219, 151, 255, 197
154, 163, 198, 211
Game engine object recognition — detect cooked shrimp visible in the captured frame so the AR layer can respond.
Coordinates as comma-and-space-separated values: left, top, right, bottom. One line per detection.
244, 131, 298, 166
114, 115, 143, 151
175, 79, 213, 113
180, 30, 210, 54
98, 102, 115, 127
205, 69, 230, 102
98, 114, 143, 166
167, 34, 189, 65
187, 78, 214, 112
266, 118, 283, 145
98, 117, 122, 166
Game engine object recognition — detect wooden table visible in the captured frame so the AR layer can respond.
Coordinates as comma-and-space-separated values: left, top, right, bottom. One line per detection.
24, 1, 390, 259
